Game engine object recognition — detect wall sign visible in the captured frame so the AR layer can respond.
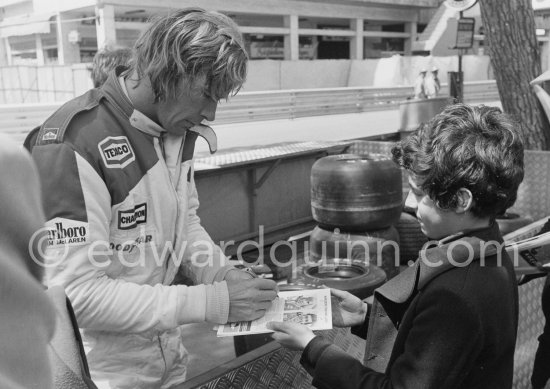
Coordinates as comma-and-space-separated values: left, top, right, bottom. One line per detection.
456, 18, 476, 49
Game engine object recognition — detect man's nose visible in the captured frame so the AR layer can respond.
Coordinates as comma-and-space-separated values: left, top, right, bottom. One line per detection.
201, 100, 218, 122
404, 191, 417, 210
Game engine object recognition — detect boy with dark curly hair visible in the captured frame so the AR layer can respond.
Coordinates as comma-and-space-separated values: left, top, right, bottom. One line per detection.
268, 103, 524, 389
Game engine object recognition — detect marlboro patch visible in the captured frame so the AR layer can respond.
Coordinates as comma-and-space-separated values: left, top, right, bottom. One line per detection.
46, 218, 89, 247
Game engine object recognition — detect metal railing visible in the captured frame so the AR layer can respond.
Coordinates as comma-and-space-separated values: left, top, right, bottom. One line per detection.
214, 80, 499, 124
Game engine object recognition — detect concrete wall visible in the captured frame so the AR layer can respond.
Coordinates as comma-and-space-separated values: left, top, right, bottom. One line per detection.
280, 60, 350, 90
0, 55, 494, 103
245, 54, 493, 91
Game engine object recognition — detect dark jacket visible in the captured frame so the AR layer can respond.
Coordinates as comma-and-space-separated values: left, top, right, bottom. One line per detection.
301, 223, 519, 389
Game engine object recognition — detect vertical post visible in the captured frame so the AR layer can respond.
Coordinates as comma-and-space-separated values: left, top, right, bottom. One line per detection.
96, 4, 117, 50
404, 21, 417, 56
284, 14, 299, 60
540, 30, 550, 73
0, 37, 10, 66
350, 18, 364, 60
458, 50, 463, 102
457, 11, 464, 102
35, 34, 45, 65
56, 12, 81, 65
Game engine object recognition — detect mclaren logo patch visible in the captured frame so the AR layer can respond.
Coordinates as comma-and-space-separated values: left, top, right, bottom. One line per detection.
118, 203, 147, 230
46, 218, 89, 247
98, 136, 135, 169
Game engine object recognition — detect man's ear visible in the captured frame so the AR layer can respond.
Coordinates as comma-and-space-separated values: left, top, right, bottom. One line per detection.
455, 188, 474, 214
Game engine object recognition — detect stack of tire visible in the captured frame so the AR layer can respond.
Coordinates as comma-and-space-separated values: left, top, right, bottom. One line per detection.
298, 154, 403, 298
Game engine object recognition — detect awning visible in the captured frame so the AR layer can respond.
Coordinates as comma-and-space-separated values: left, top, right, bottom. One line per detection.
0, 13, 56, 38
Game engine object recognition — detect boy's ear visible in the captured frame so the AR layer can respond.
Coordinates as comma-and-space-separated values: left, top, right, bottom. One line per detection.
455, 188, 474, 214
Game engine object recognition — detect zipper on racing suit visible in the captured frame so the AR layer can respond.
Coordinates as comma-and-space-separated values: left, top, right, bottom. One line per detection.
158, 133, 185, 279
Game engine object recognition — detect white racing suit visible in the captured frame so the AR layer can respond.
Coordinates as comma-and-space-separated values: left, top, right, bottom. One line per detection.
25, 69, 234, 388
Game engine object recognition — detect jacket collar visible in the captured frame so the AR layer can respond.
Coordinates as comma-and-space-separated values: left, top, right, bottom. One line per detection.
101, 67, 167, 138
101, 66, 134, 118
375, 222, 502, 307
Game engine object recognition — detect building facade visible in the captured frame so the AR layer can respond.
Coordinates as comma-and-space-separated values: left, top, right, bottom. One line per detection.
0, 0, 442, 65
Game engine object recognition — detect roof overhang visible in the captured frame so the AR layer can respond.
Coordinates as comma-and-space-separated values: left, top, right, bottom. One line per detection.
0, 12, 57, 38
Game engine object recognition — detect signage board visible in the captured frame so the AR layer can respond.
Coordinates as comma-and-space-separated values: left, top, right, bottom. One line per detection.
250, 42, 316, 59
456, 18, 476, 49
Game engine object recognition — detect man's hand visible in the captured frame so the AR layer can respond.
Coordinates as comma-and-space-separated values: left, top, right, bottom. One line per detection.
331, 288, 369, 328
224, 268, 255, 281
227, 278, 277, 322
267, 321, 316, 351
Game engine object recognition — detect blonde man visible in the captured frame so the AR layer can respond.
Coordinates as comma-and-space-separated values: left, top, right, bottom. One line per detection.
25, 8, 277, 389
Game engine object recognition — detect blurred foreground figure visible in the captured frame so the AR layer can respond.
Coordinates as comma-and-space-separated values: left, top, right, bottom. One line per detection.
0, 134, 55, 389
25, 8, 277, 389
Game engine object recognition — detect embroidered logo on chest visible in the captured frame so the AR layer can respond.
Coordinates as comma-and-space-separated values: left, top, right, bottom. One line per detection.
118, 203, 147, 230
98, 136, 136, 169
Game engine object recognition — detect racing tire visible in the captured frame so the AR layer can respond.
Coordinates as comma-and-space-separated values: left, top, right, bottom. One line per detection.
297, 260, 387, 300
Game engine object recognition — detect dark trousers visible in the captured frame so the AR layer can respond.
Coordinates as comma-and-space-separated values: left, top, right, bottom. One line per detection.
532, 275, 550, 389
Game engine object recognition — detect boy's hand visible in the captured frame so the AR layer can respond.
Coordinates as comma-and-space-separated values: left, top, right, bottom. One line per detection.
331, 288, 369, 327
267, 321, 316, 351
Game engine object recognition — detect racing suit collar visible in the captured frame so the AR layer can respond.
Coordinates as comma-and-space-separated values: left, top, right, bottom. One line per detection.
100, 67, 167, 138
118, 75, 167, 138
102, 66, 134, 118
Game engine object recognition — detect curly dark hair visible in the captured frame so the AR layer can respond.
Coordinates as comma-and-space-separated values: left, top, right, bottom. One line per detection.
392, 103, 524, 218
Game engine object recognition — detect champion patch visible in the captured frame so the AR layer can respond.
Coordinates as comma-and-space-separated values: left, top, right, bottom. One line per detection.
118, 203, 147, 230
98, 136, 136, 169
42, 128, 59, 141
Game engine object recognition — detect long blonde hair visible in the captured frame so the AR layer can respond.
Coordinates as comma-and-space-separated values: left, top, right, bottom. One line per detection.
126, 8, 248, 102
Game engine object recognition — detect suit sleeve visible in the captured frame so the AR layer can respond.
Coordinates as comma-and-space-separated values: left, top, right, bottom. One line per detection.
304, 289, 483, 389
33, 142, 229, 332
181, 162, 234, 284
